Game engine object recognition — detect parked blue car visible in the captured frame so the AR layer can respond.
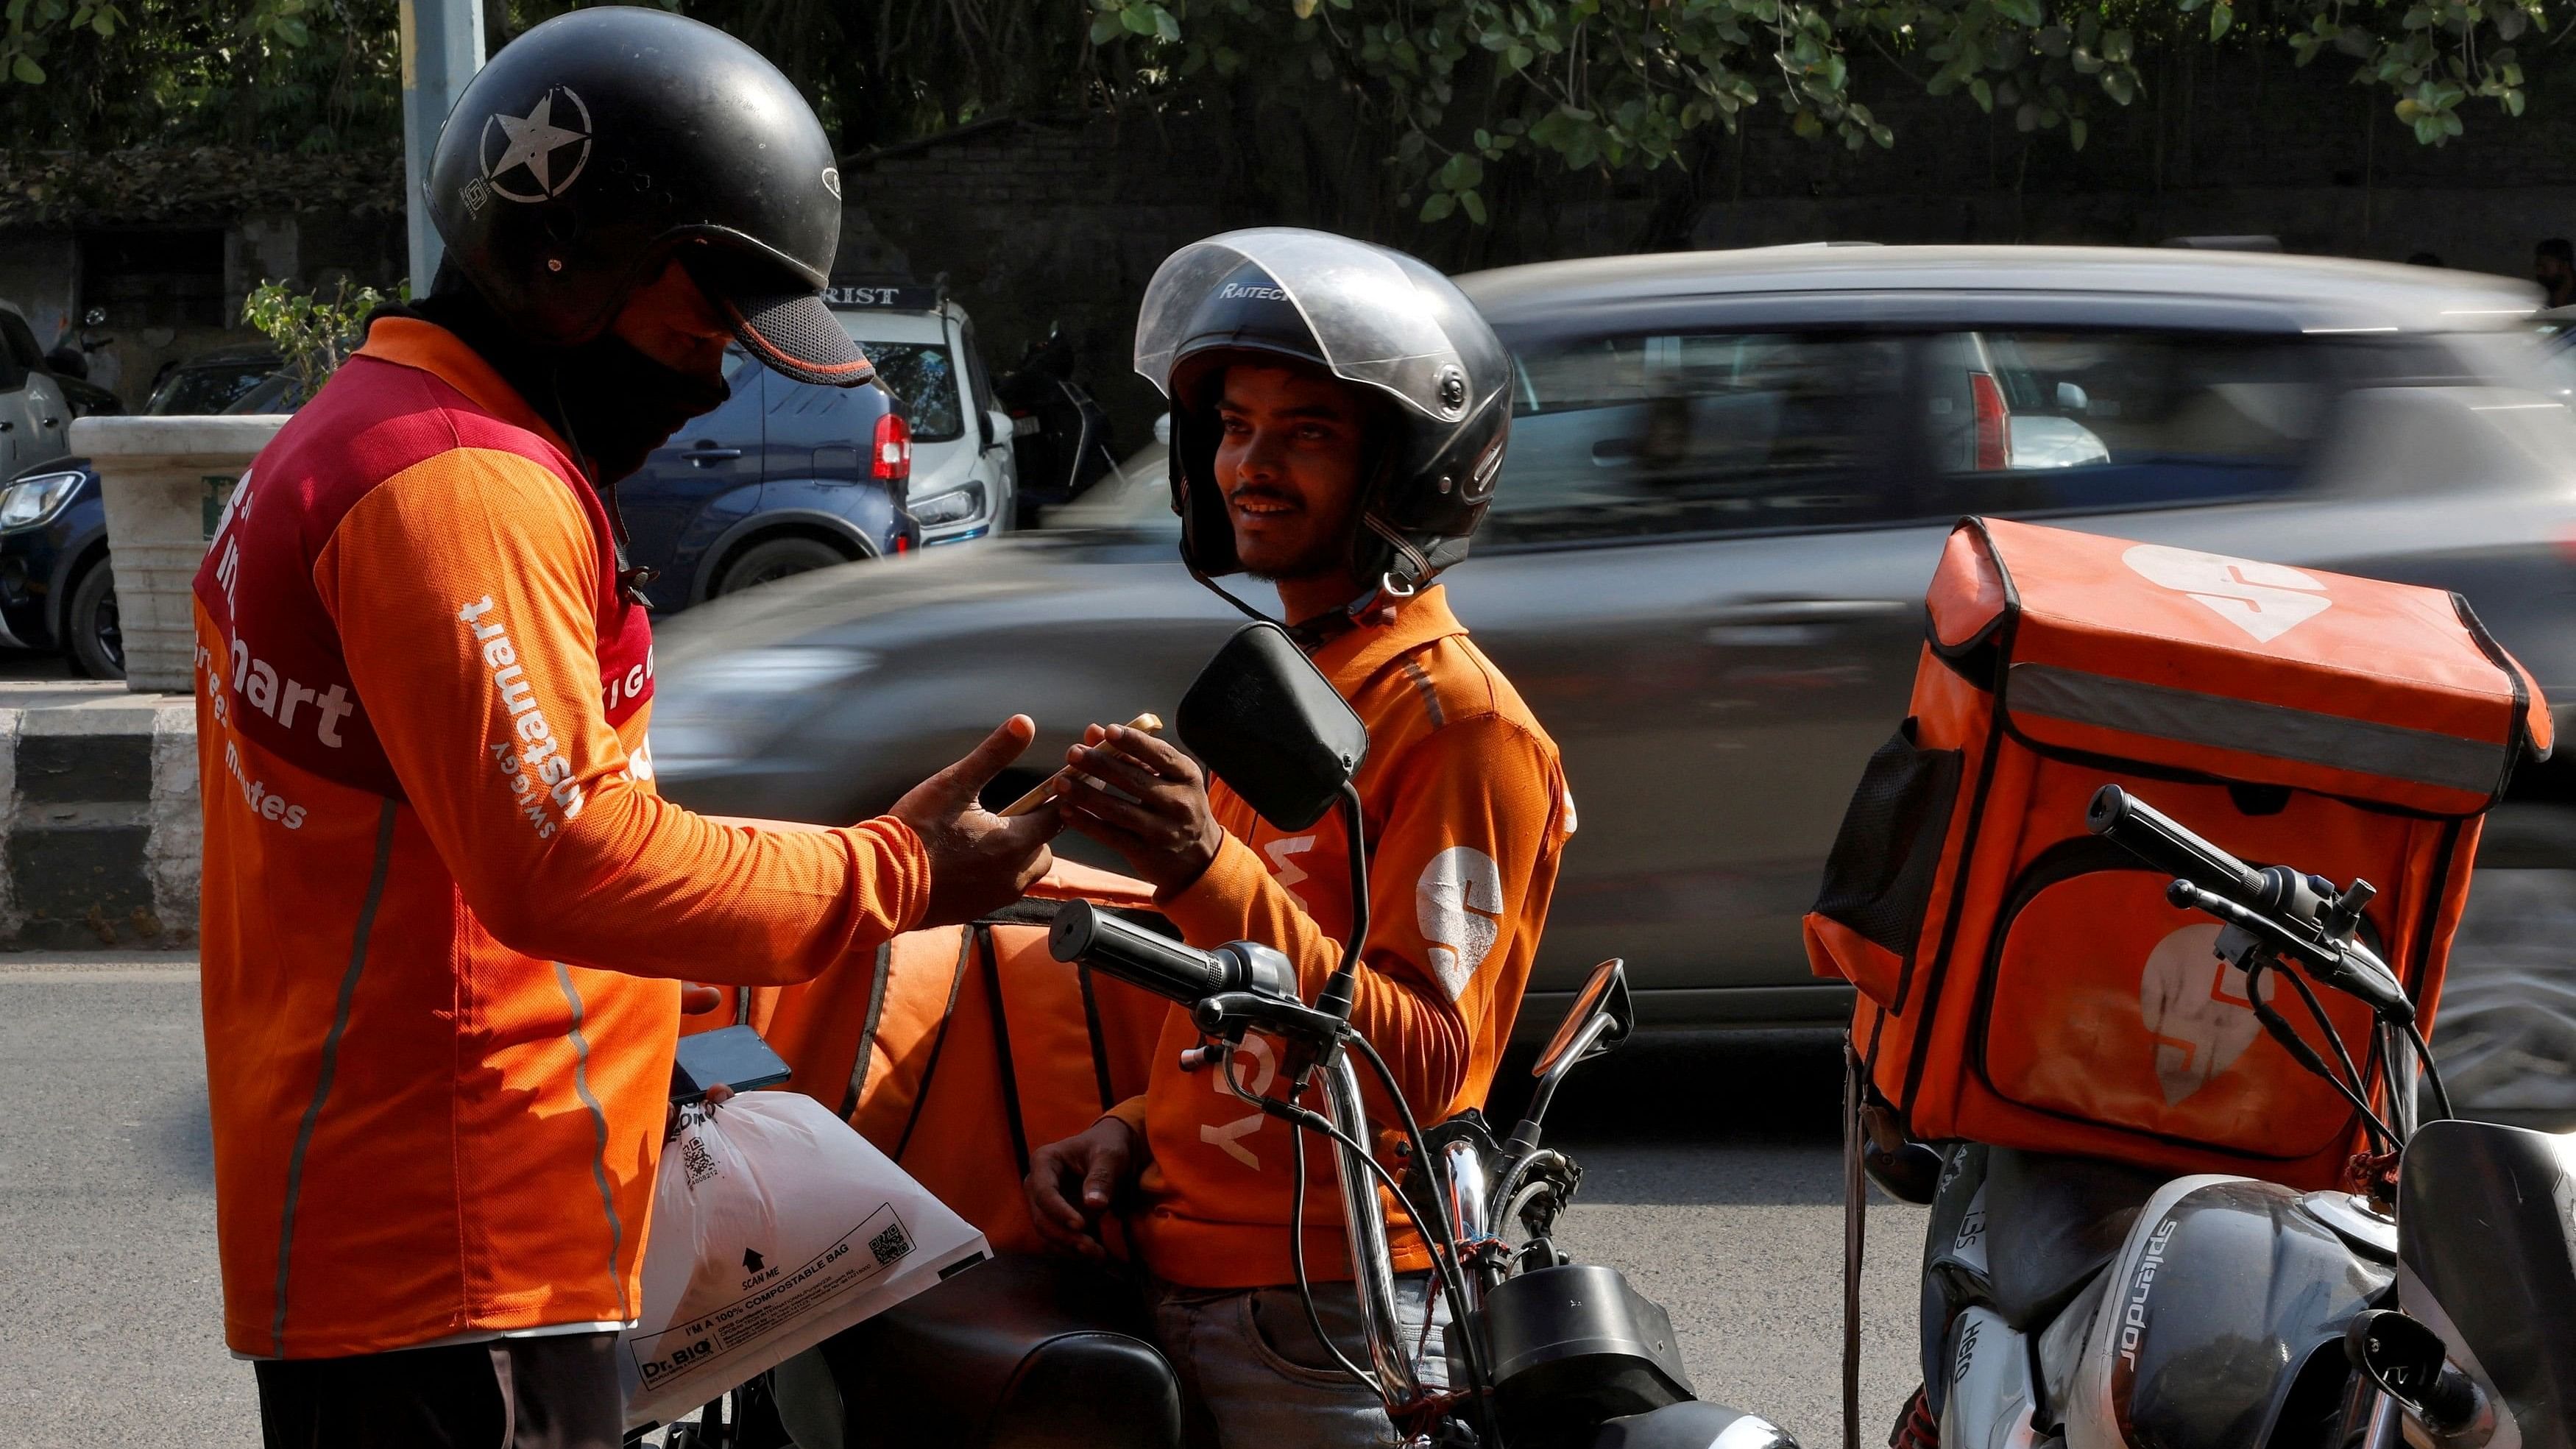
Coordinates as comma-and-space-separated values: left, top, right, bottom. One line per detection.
0, 457, 115, 676
617, 347, 920, 614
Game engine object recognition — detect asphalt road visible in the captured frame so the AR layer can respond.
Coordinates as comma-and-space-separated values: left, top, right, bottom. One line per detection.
0, 958, 1924, 1448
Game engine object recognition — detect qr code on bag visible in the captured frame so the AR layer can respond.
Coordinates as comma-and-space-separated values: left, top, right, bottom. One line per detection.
682, 1133, 720, 1186
868, 1218, 913, 1266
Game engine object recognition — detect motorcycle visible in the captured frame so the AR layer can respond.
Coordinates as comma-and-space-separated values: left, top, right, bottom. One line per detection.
762, 620, 1802, 1449
991, 323, 1115, 525
1900, 784, 2576, 1449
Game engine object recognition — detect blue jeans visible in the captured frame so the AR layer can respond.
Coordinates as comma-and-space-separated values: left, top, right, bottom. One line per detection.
1147, 1275, 1449, 1449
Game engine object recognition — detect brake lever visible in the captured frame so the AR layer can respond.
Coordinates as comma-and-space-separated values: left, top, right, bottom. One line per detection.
1192, 989, 1349, 1046
2166, 880, 2413, 1023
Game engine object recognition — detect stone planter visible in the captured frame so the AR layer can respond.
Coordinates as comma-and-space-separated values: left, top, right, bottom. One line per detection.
71, 415, 290, 694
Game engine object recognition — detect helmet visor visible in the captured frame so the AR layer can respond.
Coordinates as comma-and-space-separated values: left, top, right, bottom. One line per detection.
1134, 228, 1498, 424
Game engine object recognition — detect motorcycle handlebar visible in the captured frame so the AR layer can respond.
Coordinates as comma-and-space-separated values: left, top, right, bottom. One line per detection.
2086, 785, 2271, 905
1049, 901, 1232, 1006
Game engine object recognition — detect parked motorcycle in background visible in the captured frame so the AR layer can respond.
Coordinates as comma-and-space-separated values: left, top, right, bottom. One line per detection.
1917, 787, 2576, 1449
993, 323, 1115, 526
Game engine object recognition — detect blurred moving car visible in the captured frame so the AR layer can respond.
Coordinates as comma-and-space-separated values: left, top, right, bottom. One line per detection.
826, 282, 1018, 545
644, 246, 2576, 1113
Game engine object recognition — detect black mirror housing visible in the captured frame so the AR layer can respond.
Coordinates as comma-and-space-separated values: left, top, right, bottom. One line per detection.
1177, 622, 1369, 832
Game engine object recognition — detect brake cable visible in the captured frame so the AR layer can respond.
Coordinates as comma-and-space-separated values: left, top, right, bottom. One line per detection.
1223, 1042, 1504, 1444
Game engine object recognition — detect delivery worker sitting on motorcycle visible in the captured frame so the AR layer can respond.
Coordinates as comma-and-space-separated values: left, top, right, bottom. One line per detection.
1023, 229, 1577, 1446
192, 13, 1055, 1447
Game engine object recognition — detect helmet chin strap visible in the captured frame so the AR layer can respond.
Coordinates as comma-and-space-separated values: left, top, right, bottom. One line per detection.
1185, 562, 1415, 653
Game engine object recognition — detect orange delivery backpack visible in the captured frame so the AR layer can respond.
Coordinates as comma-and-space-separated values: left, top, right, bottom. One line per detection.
758, 861, 1172, 1255
1802, 517, 2552, 1187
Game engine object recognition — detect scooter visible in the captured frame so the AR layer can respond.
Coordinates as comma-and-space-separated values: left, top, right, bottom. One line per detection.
768, 620, 1801, 1449
1897, 785, 2576, 1449
992, 324, 1115, 525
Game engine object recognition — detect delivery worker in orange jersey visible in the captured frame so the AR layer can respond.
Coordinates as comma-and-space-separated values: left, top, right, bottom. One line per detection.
191, 13, 1056, 1446
1022, 229, 1574, 1446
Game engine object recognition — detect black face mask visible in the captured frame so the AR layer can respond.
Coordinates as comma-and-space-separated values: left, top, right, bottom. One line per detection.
394, 276, 730, 489
549, 330, 732, 487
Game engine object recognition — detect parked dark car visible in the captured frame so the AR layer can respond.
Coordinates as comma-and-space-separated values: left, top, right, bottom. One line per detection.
650, 245, 2576, 1118
615, 347, 921, 614
0, 456, 116, 676
145, 349, 284, 417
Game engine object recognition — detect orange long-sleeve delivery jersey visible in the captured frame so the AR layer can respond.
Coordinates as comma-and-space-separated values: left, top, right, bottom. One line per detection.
1106, 587, 1576, 1289
191, 318, 932, 1361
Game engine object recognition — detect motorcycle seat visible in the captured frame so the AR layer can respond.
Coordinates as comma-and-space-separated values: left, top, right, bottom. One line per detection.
777, 1254, 1186, 1449
1981, 1147, 2168, 1331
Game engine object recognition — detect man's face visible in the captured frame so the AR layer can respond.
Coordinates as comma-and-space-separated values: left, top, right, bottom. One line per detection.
2540, 252, 2571, 290
1212, 364, 1367, 581
610, 258, 732, 385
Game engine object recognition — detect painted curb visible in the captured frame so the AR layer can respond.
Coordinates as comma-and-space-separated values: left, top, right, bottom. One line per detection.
0, 683, 197, 950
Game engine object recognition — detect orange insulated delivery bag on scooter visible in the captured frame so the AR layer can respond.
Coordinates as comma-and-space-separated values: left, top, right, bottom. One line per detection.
1803, 517, 2551, 1186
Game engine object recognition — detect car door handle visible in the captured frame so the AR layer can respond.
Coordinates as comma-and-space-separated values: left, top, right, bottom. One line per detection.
39, 417, 59, 428
1702, 598, 1913, 645
682, 447, 743, 464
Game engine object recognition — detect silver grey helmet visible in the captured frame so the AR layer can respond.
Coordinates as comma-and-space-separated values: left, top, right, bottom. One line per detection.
1133, 227, 1511, 597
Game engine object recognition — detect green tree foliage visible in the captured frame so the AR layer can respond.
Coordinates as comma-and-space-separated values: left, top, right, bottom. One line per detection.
1, 0, 2555, 219
1, 0, 402, 152
1081, 0, 2552, 224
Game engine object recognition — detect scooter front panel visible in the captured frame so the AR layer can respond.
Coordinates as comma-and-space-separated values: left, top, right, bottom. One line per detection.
2063, 1175, 2389, 1449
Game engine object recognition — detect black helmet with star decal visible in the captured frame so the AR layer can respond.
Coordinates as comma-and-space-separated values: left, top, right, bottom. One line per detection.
425, 7, 873, 387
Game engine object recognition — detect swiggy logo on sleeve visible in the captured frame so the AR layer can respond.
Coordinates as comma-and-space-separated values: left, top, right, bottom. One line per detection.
1418, 846, 1504, 1000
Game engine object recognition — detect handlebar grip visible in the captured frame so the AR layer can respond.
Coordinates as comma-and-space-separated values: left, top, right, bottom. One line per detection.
1049, 901, 1231, 1007
2087, 785, 2270, 904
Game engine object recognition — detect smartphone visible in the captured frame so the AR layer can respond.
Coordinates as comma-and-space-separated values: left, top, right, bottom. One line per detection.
670, 1024, 793, 1104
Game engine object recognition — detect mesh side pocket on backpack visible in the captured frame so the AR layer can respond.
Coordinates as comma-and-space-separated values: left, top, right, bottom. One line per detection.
1813, 720, 1963, 959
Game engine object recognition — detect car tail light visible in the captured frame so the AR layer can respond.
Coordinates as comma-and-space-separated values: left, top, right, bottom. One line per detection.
1970, 372, 2011, 472
872, 412, 912, 481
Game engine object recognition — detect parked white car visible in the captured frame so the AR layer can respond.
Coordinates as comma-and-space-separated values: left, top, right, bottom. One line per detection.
827, 284, 1017, 545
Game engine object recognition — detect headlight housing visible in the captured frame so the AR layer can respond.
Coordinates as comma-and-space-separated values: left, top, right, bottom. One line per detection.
0, 470, 85, 531
913, 481, 987, 530
649, 645, 877, 780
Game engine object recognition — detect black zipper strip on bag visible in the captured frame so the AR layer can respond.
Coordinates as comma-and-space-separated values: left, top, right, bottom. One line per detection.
976, 924, 1035, 1181
891, 929, 977, 1163
1076, 963, 1117, 1113
840, 938, 898, 1122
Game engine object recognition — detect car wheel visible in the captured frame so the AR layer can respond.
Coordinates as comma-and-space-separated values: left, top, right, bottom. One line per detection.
2432, 804, 2576, 1125
65, 559, 124, 681
714, 536, 854, 597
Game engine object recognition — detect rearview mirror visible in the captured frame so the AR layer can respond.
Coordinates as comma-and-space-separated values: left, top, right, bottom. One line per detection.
1532, 958, 1633, 1080
2055, 380, 2090, 414
1177, 622, 1369, 832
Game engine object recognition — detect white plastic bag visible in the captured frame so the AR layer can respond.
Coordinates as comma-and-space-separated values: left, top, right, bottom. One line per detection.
619, 1090, 988, 1430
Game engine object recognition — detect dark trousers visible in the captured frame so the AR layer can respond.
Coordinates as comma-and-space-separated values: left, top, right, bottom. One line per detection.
254, 1331, 624, 1449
